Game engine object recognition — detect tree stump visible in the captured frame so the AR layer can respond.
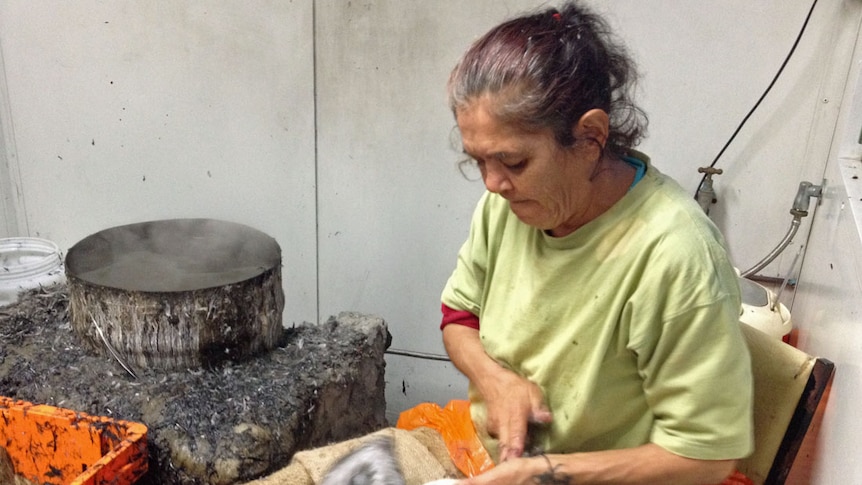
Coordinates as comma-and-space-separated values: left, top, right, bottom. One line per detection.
64, 219, 284, 370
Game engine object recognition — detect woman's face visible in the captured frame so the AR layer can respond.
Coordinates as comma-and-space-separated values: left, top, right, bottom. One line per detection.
456, 96, 600, 236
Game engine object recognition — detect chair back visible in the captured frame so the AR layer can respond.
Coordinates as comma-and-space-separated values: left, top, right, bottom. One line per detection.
737, 323, 834, 485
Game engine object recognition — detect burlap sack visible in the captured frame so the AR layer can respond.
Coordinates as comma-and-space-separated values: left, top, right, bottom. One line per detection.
243, 427, 461, 485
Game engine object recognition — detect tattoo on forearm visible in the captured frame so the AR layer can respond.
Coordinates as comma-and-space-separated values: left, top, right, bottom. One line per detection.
532, 454, 573, 485
532, 469, 572, 485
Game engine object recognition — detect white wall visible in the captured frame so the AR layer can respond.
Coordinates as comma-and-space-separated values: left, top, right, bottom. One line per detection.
0, 44, 19, 236
2, 1, 861, 481
793, 155, 862, 483
788, 22, 862, 481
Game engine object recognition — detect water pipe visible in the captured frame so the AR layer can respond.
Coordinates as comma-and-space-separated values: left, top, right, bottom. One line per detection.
740, 181, 822, 278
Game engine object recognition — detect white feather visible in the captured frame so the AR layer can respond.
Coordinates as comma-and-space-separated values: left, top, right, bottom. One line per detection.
320, 437, 405, 485
319, 437, 461, 485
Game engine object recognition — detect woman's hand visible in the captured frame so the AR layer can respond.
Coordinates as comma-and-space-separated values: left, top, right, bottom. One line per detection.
480, 366, 552, 460
442, 324, 552, 460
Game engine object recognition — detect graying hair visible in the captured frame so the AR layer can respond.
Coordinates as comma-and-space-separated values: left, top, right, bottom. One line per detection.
447, 1, 647, 154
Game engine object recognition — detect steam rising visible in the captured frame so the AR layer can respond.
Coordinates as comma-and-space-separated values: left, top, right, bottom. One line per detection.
65, 219, 281, 292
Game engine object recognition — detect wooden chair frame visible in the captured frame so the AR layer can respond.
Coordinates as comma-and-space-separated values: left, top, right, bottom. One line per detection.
738, 323, 835, 485
764, 357, 833, 484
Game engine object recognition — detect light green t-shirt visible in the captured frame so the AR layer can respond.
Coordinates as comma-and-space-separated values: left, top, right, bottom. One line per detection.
441, 155, 754, 461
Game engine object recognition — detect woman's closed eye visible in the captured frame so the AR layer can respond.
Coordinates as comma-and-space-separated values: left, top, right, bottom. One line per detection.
503, 159, 527, 172
471, 156, 526, 175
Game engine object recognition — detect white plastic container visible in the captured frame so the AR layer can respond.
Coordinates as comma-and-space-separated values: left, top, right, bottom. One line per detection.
739, 277, 793, 342
0, 237, 66, 307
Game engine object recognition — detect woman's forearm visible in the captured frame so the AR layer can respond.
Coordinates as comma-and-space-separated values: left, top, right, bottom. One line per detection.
442, 324, 502, 388
466, 443, 735, 485
545, 444, 736, 485
442, 324, 552, 459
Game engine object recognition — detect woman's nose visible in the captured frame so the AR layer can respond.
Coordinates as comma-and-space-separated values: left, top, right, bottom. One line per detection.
482, 161, 512, 194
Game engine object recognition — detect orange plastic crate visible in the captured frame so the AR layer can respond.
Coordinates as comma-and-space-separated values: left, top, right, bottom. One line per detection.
0, 396, 148, 485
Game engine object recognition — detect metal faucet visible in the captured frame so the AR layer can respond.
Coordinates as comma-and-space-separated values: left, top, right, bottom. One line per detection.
791, 180, 823, 217
696, 167, 724, 215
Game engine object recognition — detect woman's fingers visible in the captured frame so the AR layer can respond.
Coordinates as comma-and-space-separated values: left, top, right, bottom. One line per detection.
489, 377, 552, 461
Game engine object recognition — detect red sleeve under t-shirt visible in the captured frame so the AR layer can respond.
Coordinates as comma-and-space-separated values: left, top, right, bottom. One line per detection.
440, 303, 479, 330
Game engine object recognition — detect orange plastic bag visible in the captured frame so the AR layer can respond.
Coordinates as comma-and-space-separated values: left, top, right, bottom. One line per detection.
397, 399, 495, 477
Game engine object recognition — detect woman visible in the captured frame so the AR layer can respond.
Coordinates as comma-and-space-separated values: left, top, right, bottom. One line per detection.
440, 2, 754, 484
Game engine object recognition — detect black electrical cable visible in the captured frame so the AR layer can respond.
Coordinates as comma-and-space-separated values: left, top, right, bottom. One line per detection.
386, 347, 451, 362
694, 0, 819, 199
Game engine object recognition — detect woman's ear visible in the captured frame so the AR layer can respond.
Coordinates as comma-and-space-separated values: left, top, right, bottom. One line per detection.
573, 109, 610, 148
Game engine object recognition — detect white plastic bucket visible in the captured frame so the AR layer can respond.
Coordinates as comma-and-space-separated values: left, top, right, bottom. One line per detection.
0, 237, 66, 307
739, 277, 793, 342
